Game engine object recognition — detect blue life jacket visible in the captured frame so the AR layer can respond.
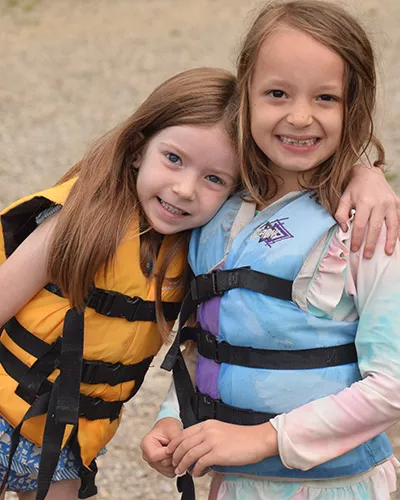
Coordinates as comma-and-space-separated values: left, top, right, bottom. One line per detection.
163, 192, 392, 482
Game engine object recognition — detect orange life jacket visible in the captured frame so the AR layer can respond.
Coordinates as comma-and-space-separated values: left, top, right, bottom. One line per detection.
0, 179, 186, 498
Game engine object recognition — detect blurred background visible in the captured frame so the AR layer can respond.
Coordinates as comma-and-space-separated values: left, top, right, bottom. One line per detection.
1, 0, 399, 498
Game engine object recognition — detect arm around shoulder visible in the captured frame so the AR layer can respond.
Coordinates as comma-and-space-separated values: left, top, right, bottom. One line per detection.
0, 213, 58, 327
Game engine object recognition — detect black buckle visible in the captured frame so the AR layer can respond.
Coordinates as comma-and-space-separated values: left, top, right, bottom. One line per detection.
192, 393, 216, 421
92, 290, 117, 316
121, 296, 140, 322
198, 330, 220, 363
81, 361, 100, 383
82, 360, 124, 385
191, 270, 223, 302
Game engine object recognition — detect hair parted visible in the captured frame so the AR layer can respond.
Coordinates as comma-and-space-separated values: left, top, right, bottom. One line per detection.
48, 67, 237, 340
237, 0, 384, 213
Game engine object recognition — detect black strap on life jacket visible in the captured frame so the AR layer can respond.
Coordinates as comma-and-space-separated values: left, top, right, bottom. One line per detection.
0, 343, 127, 421
4, 317, 153, 392
44, 283, 181, 322
0, 307, 140, 500
160, 268, 293, 500
0, 309, 84, 500
181, 326, 358, 370
162, 267, 358, 500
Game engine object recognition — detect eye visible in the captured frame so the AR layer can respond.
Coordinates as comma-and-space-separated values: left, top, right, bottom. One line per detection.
266, 90, 288, 99
317, 94, 340, 102
166, 152, 182, 165
205, 174, 224, 185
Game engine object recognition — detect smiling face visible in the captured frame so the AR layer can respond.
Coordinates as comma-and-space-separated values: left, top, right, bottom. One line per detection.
135, 124, 238, 235
249, 25, 344, 194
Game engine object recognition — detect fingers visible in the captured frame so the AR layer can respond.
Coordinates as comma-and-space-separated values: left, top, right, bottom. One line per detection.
334, 196, 352, 232
349, 208, 370, 253
360, 207, 386, 258
382, 205, 400, 256
174, 441, 212, 477
141, 442, 170, 464
141, 442, 176, 478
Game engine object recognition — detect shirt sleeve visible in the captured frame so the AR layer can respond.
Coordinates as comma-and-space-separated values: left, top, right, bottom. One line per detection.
271, 225, 400, 471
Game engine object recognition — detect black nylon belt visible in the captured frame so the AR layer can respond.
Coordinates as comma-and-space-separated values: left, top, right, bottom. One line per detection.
162, 268, 293, 372
4, 317, 153, 387
44, 283, 181, 322
0, 344, 124, 422
0, 309, 129, 500
0, 391, 51, 497
181, 326, 358, 370
191, 267, 292, 302
192, 393, 276, 425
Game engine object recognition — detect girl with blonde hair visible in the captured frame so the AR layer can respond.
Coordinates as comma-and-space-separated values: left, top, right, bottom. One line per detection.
143, 2, 400, 499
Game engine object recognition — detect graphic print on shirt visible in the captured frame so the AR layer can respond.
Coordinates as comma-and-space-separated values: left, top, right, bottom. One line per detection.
255, 217, 294, 247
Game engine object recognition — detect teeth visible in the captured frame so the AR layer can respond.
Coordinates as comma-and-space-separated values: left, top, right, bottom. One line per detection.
159, 198, 186, 215
279, 136, 318, 146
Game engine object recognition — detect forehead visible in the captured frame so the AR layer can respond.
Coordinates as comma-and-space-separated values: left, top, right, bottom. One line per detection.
252, 26, 344, 88
151, 124, 238, 174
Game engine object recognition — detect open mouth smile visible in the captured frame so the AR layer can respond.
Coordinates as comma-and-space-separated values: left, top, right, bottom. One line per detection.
157, 197, 189, 216
278, 135, 320, 147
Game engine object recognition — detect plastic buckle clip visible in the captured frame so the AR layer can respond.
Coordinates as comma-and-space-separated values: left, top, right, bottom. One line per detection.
93, 290, 117, 316
122, 296, 140, 322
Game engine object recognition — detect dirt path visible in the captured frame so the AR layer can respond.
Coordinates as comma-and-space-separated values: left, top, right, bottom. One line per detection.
1, 1, 399, 498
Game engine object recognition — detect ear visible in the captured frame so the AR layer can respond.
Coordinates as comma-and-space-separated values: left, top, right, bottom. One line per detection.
132, 153, 141, 169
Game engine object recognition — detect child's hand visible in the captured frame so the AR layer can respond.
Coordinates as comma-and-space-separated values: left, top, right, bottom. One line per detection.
166, 420, 278, 477
335, 164, 400, 258
140, 417, 183, 478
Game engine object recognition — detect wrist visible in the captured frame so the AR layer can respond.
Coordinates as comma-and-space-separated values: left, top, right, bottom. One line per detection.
351, 162, 384, 177
257, 422, 279, 459
154, 417, 183, 430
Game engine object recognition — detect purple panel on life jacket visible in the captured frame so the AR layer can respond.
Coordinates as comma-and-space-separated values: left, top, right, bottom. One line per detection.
195, 296, 221, 399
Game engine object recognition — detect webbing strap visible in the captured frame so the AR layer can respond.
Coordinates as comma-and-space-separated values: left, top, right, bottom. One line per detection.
191, 268, 292, 302
5, 317, 153, 387
0, 343, 124, 421
177, 474, 195, 500
15, 340, 61, 404
160, 267, 293, 500
0, 392, 51, 497
56, 309, 84, 424
36, 379, 68, 500
33, 309, 84, 499
191, 393, 276, 425
162, 268, 293, 372
182, 326, 358, 370
44, 283, 181, 322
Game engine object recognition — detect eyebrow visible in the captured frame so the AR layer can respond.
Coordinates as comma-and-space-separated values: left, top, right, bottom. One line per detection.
160, 142, 187, 158
258, 78, 342, 93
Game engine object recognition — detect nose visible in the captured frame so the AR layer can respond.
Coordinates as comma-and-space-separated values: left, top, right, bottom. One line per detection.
286, 99, 313, 128
171, 173, 197, 201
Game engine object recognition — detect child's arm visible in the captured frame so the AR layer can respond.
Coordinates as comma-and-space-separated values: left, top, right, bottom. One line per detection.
268, 226, 400, 471
167, 418, 278, 477
140, 343, 197, 477
0, 214, 57, 327
335, 164, 400, 258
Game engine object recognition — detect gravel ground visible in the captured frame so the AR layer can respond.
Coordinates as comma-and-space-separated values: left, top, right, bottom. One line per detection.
1, 0, 399, 499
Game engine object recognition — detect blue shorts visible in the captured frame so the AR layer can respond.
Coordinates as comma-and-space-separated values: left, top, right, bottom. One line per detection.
0, 416, 87, 492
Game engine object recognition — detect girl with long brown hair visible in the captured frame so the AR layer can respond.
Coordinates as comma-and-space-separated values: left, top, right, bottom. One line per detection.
0, 67, 240, 500
143, 2, 400, 499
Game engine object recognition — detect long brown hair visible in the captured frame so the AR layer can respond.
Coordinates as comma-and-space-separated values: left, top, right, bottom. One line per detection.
48, 67, 237, 340
236, 0, 384, 213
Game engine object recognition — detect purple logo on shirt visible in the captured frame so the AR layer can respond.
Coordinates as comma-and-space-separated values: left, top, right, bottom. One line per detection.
256, 218, 293, 247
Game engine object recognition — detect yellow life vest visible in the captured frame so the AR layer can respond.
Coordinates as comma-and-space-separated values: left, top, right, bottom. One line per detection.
0, 179, 186, 497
